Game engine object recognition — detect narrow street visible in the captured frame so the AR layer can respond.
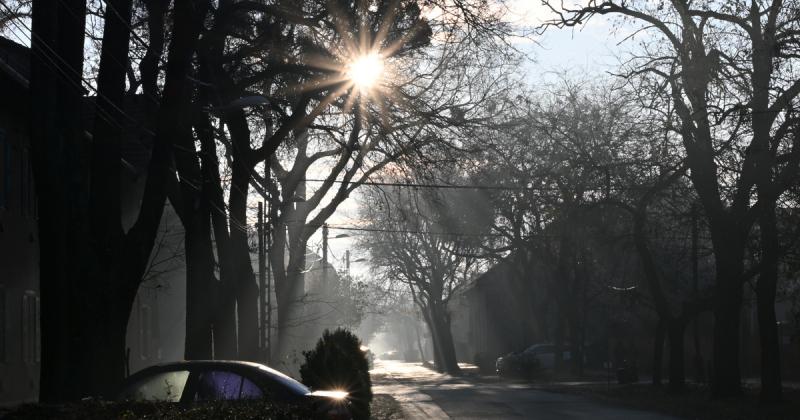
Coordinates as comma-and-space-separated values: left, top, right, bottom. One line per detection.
371, 360, 681, 420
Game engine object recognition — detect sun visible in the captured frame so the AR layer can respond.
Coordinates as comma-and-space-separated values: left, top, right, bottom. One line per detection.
347, 53, 385, 92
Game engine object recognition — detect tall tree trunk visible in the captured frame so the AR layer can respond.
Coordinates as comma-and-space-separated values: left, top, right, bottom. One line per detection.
274, 193, 309, 361
414, 319, 426, 363
667, 321, 686, 392
428, 303, 460, 375
226, 111, 259, 361
31, 0, 89, 402
274, 246, 306, 361
193, 71, 237, 361
182, 199, 215, 360
173, 101, 214, 360
87, 0, 133, 398
711, 252, 745, 398
422, 308, 443, 370
653, 319, 665, 386
757, 203, 782, 403
554, 310, 566, 373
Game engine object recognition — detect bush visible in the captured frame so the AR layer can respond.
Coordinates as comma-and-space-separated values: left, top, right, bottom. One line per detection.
1, 400, 313, 419
300, 328, 372, 420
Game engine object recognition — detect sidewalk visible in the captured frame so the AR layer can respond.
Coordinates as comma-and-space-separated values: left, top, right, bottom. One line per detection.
371, 360, 451, 420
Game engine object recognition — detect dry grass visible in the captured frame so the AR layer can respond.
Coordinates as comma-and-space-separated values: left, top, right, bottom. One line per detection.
370, 393, 405, 420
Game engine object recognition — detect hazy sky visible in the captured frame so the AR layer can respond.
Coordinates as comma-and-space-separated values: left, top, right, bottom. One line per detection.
321, 3, 632, 277
0, 1, 631, 278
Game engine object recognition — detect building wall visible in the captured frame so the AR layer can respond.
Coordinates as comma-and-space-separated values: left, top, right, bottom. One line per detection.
123, 204, 187, 375
0, 74, 39, 404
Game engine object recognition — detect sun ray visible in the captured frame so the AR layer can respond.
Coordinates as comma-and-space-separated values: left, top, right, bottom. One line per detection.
288, 75, 351, 95
378, 15, 430, 60
371, 0, 400, 51
358, 0, 370, 55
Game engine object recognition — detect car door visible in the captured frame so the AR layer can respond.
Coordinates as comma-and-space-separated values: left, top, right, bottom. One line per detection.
185, 369, 265, 401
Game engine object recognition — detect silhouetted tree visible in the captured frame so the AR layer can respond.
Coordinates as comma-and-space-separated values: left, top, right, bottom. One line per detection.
29, 0, 209, 401
544, 0, 800, 400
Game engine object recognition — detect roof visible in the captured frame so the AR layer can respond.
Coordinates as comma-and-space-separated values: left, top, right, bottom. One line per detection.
0, 36, 30, 88
0, 37, 153, 173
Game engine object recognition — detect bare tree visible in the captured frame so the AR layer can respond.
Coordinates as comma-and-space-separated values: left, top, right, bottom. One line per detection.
358, 173, 488, 374
28, 0, 209, 401
543, 0, 800, 401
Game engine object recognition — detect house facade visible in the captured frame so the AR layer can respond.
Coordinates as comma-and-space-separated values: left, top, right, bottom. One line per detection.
0, 36, 188, 402
0, 36, 39, 404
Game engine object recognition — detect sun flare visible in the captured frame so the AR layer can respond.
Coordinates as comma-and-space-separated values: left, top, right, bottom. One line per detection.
347, 53, 385, 91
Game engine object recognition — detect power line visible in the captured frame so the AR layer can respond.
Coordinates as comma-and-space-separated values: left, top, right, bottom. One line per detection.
326, 225, 504, 237
301, 177, 697, 192
0, 3, 153, 137
1, 6, 257, 233
303, 178, 540, 191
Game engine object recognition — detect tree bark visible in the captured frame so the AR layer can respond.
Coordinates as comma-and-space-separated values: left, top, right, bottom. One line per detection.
181, 200, 215, 360
756, 202, 782, 403
667, 321, 686, 392
653, 319, 665, 386
709, 242, 745, 398
427, 302, 460, 375
225, 111, 260, 361
31, 0, 89, 402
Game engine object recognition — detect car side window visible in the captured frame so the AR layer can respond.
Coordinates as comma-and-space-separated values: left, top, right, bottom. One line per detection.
119, 370, 190, 402
191, 370, 264, 401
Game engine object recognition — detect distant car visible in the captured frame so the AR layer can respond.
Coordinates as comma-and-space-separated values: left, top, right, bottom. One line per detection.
496, 344, 571, 378
378, 350, 399, 360
117, 361, 351, 420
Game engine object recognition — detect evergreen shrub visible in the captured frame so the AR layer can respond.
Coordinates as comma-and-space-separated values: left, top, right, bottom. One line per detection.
300, 328, 372, 420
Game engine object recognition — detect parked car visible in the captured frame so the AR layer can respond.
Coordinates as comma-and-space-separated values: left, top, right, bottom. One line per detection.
117, 360, 351, 419
496, 344, 572, 378
378, 350, 399, 360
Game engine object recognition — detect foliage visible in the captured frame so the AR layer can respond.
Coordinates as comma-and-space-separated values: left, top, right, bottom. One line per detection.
300, 328, 372, 420
1, 400, 313, 420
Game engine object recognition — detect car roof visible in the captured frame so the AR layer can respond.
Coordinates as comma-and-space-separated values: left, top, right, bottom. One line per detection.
135, 360, 276, 375
125, 360, 310, 394
523, 343, 554, 352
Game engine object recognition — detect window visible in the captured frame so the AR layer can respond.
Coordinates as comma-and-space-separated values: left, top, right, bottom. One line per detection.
0, 285, 5, 362
191, 370, 263, 401
19, 146, 25, 215
0, 129, 8, 209
21, 146, 33, 217
139, 304, 151, 360
21, 290, 38, 364
119, 370, 190, 402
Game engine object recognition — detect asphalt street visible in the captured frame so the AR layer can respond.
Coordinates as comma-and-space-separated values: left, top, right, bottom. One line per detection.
371, 359, 682, 420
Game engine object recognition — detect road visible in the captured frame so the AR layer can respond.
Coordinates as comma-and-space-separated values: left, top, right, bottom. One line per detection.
371, 359, 681, 420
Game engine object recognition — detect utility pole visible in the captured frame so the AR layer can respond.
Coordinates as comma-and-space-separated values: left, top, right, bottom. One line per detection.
691, 202, 704, 382
322, 223, 329, 282
266, 208, 272, 365
257, 202, 266, 362
345, 249, 350, 278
